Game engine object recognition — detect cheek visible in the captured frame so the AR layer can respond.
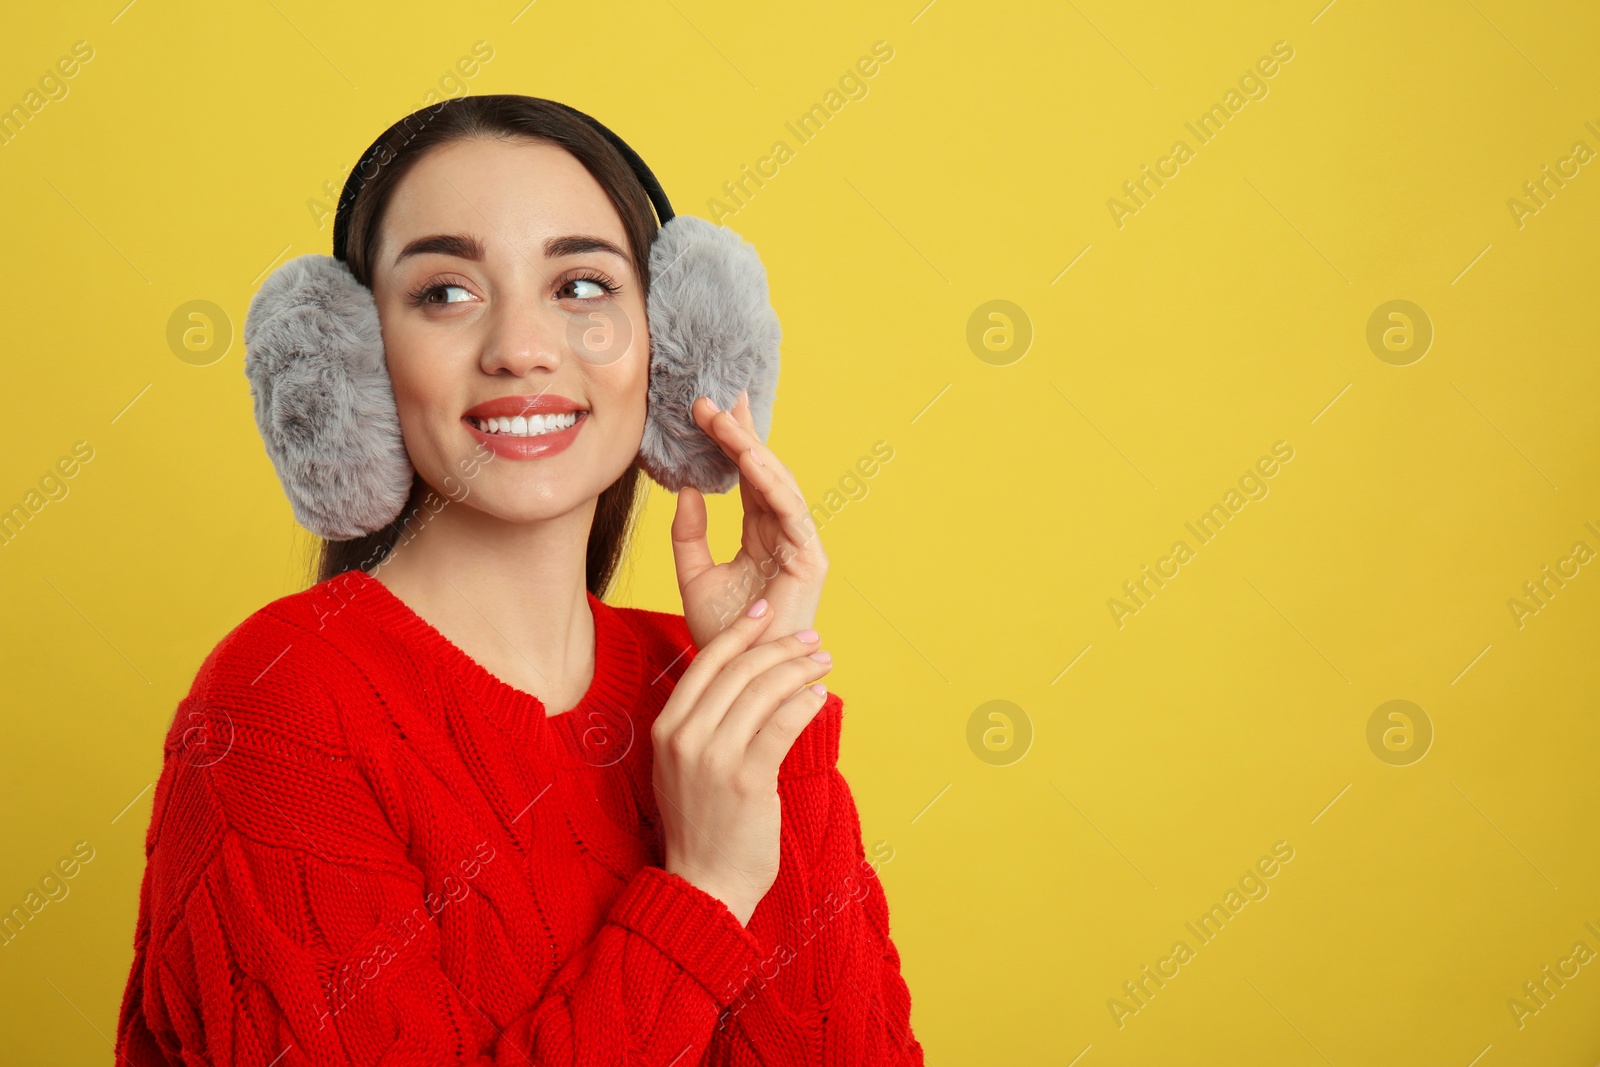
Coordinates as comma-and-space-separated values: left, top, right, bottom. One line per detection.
591, 343, 649, 426
592, 307, 651, 416
386, 352, 434, 429
381, 330, 462, 453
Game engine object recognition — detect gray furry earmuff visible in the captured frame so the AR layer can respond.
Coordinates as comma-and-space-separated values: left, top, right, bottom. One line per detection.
241, 97, 780, 541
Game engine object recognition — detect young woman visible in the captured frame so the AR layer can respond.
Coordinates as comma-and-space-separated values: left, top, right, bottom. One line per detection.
115, 96, 922, 1065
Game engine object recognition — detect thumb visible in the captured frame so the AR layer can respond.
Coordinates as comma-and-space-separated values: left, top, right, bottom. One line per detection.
671, 486, 715, 588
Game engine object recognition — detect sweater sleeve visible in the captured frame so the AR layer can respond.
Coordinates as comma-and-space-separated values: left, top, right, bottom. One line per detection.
116, 681, 769, 1065
704, 691, 925, 1065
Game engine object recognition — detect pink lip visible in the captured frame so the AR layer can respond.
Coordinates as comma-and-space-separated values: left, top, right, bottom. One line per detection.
465, 411, 588, 461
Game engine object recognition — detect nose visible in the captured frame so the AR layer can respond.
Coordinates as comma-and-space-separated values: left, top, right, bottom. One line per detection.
478, 290, 565, 378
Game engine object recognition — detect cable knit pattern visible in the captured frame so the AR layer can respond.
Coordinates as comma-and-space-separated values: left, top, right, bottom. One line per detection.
115, 569, 923, 1066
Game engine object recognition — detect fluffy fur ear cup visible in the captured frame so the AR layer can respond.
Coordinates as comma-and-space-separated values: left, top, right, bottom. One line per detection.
639, 215, 781, 494
242, 254, 414, 541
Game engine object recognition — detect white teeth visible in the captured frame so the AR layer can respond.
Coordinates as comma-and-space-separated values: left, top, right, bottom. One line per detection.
473, 411, 580, 437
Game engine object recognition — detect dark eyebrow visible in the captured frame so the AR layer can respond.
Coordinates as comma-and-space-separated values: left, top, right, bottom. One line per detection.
392, 232, 628, 268
393, 233, 486, 267
543, 234, 629, 261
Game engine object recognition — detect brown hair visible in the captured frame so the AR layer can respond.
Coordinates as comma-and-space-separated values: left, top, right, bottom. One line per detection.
314, 95, 656, 599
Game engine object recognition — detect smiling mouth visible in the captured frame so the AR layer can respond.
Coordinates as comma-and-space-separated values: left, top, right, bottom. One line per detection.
468, 411, 586, 438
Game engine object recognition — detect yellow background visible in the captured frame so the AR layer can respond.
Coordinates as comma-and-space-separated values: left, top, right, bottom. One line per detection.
2, 1, 1597, 1063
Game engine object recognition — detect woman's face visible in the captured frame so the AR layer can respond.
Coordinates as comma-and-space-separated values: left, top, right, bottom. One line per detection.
369, 136, 649, 524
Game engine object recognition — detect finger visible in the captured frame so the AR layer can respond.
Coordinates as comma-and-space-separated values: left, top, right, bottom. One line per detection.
697, 630, 825, 729
691, 397, 823, 561
732, 449, 824, 559
671, 628, 823, 754
696, 396, 800, 496
713, 407, 796, 491
715, 648, 832, 745
744, 683, 832, 780
691, 395, 726, 436
655, 600, 775, 734
691, 411, 815, 556
670, 486, 716, 589
733, 389, 755, 433
689, 398, 767, 501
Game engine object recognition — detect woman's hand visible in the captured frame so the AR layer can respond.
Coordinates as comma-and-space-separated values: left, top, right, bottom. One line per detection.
652, 597, 833, 925
672, 390, 829, 649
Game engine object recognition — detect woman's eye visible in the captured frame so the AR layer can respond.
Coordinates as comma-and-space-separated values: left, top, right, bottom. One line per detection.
429, 284, 474, 304
561, 278, 610, 300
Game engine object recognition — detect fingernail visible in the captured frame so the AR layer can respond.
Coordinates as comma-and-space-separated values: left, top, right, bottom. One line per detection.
809, 682, 827, 696
749, 447, 764, 467
745, 598, 768, 618
808, 650, 831, 663
795, 628, 819, 643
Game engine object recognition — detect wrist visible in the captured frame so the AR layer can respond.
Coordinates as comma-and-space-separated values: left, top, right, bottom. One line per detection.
666, 863, 756, 926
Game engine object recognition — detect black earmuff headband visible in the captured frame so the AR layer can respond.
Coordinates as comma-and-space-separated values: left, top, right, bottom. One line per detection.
330, 98, 675, 264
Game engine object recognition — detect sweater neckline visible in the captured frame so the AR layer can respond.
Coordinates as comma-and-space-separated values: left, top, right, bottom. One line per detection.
343, 569, 646, 751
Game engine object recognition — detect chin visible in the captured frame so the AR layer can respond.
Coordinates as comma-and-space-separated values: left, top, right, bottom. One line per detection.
468, 465, 632, 523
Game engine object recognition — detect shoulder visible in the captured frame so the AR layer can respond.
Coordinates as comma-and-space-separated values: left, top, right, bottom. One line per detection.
184, 578, 368, 704
169, 578, 382, 772
146, 580, 405, 899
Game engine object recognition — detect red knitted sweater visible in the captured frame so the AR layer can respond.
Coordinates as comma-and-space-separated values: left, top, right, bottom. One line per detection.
115, 569, 923, 1066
